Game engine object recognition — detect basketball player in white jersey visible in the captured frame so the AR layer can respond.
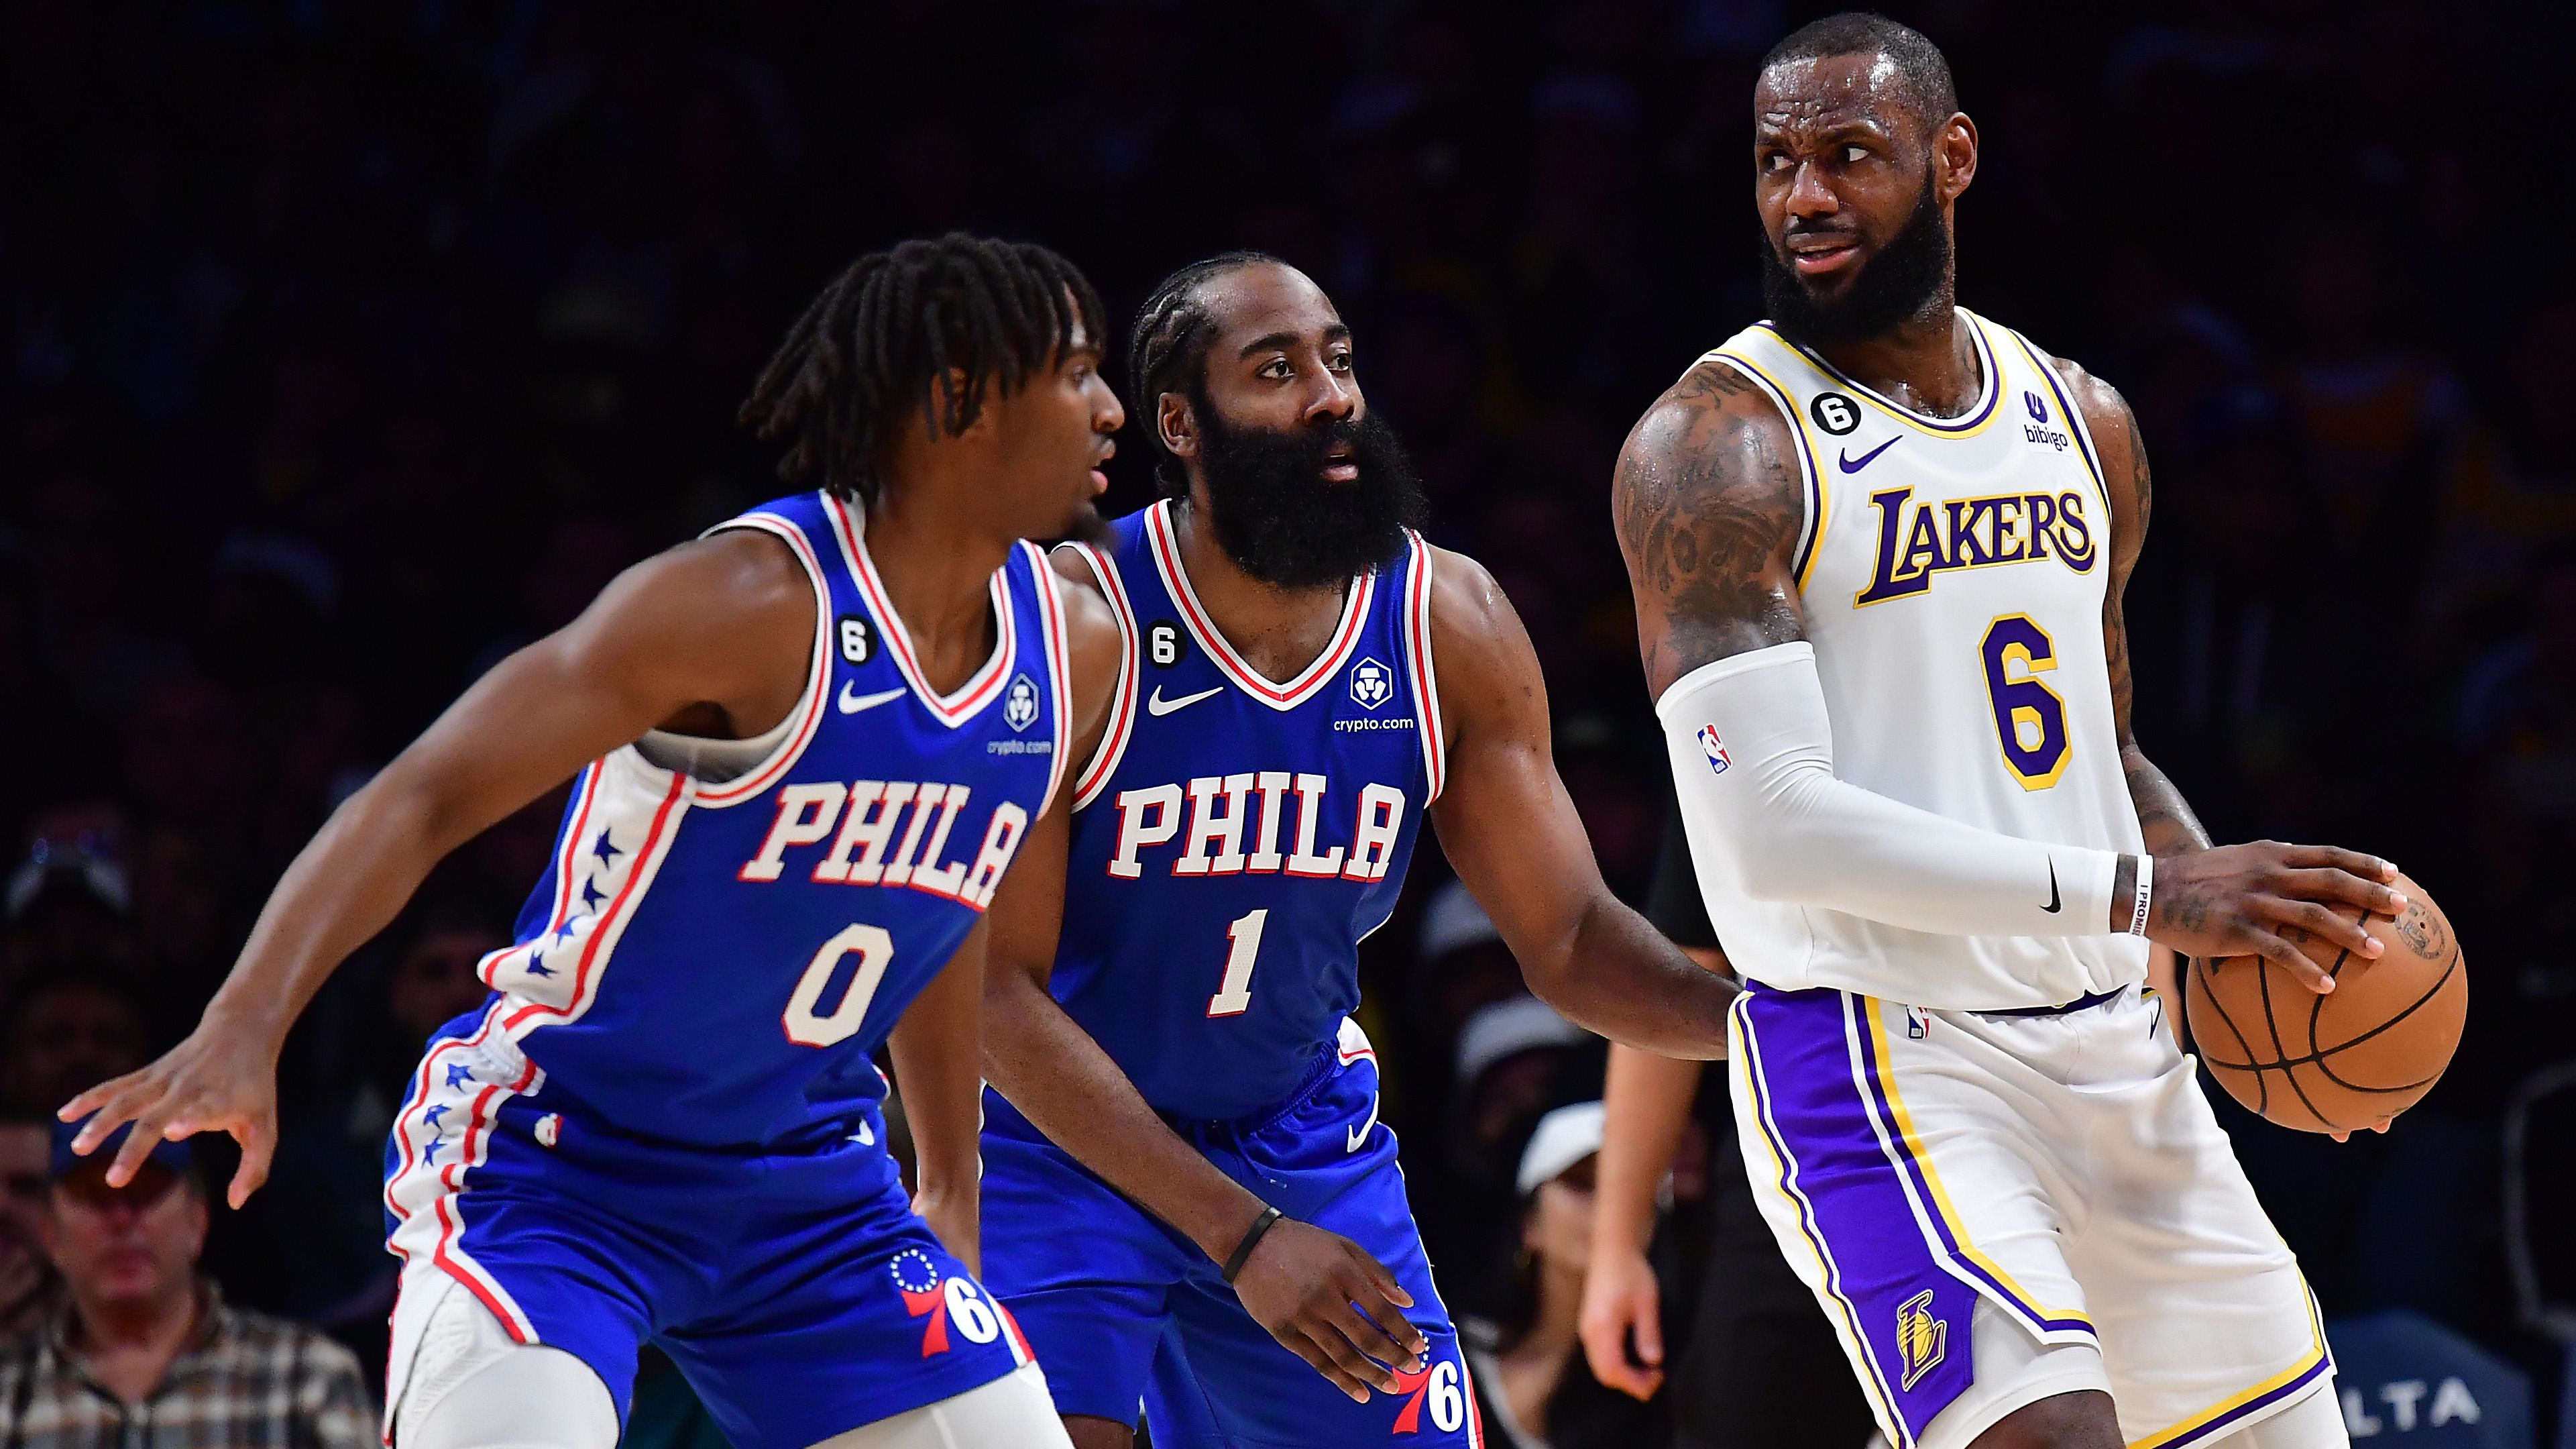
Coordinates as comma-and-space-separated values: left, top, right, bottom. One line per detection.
1613, 16, 2404, 1449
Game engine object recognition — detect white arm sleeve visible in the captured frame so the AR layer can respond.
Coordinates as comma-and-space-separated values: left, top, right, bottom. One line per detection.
1657, 642, 2124, 938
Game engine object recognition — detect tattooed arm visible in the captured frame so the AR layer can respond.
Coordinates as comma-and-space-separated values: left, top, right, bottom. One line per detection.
2065, 364, 2210, 862
1615, 359, 1811, 689
1612, 357, 2403, 977
2053, 359, 2403, 989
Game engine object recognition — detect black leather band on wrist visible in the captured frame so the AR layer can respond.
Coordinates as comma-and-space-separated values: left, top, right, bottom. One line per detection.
1221, 1206, 1284, 1284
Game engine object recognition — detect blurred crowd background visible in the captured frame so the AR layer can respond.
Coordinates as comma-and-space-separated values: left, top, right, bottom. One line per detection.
6, 0, 2575, 1441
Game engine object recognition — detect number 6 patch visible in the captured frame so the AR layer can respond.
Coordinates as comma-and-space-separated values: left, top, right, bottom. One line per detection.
838, 614, 875, 665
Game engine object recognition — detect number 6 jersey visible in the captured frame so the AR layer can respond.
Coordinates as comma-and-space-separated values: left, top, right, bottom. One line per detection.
1042, 499, 1443, 1122
1676, 312, 2147, 1009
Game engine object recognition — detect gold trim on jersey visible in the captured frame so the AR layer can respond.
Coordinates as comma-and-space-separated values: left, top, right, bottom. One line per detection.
1706, 349, 1833, 592
2001, 327, 2114, 518
1754, 316, 2007, 439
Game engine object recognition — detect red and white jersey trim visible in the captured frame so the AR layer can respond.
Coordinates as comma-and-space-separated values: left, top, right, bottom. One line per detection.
1057, 541, 1139, 812
824, 493, 1017, 729
1401, 531, 1447, 804
478, 758, 691, 1033
1335, 1015, 1378, 1067
685, 513, 836, 809
1025, 540, 1076, 817
1144, 499, 1376, 712
384, 1001, 545, 1342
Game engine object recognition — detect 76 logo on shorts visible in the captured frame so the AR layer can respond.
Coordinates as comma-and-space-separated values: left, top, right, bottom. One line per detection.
1390, 1356, 1467, 1436
889, 1248, 1003, 1357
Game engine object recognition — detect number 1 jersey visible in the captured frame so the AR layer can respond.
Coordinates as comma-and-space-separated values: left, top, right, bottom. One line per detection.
1043, 500, 1443, 1122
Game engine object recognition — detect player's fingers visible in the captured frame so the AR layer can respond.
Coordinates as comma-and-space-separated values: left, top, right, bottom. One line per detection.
1343, 1248, 1425, 1352
2247, 930, 2335, 994
1296, 1320, 1384, 1402
2276, 867, 2408, 922
1347, 1243, 1417, 1313
2262, 896, 2379, 961
230, 1122, 276, 1210
62, 1075, 157, 1150
1276, 1326, 1374, 1403
105, 1105, 179, 1188
2279, 844, 2399, 884
1321, 1299, 1414, 1385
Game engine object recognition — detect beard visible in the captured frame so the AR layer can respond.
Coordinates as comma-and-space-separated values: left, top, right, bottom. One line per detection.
1760, 175, 1951, 347
1190, 386, 1428, 588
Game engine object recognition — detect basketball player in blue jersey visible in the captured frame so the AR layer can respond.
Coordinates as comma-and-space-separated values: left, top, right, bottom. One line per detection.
972, 254, 1748, 1449
58, 235, 1134, 1449
1613, 17, 2404, 1449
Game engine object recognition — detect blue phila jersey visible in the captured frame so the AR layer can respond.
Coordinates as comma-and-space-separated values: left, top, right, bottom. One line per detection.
1048, 499, 1445, 1121
469, 490, 1072, 1149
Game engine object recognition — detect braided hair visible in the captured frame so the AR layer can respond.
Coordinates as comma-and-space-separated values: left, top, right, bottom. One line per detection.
1126, 251, 1285, 498
739, 233, 1105, 508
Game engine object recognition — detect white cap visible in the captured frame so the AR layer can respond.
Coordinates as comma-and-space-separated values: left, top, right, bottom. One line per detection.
1454, 996, 1589, 1088
1516, 1101, 1606, 1195
1417, 880, 1501, 961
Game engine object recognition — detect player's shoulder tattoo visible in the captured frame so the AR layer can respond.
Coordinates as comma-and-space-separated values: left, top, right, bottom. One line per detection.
1612, 358, 1807, 686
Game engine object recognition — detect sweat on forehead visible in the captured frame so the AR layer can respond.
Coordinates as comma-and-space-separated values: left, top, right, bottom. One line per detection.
1756, 11, 1957, 123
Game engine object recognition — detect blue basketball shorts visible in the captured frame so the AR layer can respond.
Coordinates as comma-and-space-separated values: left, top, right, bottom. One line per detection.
382, 1005, 1037, 1449
981, 1020, 1487, 1448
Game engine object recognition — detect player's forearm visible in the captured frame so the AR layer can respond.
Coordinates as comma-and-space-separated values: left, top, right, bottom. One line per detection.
203, 772, 459, 1051
1593, 1044, 1701, 1258
2121, 743, 2213, 857
1663, 644, 2131, 938
1521, 899, 1736, 1059
981, 970, 1273, 1263
887, 948, 988, 1228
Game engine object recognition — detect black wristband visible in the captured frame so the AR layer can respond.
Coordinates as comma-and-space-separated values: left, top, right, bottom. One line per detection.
1221, 1206, 1284, 1285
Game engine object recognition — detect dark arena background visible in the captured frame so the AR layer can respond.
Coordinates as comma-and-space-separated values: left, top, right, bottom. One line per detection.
5, 1, 2575, 1444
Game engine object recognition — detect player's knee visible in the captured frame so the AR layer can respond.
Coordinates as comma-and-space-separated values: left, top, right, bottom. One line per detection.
1968, 1389, 2123, 1449
1062, 1413, 1136, 1449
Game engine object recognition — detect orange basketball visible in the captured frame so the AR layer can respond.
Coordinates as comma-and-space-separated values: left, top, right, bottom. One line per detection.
2184, 871, 2465, 1134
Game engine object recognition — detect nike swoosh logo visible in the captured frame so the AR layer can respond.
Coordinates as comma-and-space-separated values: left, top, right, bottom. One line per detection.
2041, 860, 2062, 914
838, 682, 908, 714
1347, 1091, 1381, 1154
1838, 437, 1901, 472
1147, 684, 1225, 716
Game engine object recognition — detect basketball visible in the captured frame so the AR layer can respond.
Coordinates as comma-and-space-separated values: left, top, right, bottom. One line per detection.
2186, 872, 2466, 1134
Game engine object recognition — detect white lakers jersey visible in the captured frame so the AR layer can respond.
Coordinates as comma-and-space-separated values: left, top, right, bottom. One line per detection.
1677, 309, 2147, 1010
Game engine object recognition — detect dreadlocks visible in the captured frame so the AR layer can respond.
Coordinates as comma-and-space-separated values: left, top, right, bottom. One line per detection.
739, 233, 1105, 508
1126, 251, 1284, 499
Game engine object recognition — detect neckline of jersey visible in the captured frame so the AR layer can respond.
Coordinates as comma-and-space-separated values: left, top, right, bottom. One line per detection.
822, 492, 1017, 728
1145, 498, 1376, 711
1758, 309, 2002, 435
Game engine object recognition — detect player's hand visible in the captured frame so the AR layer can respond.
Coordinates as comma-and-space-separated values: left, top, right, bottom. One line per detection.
2143, 843, 2406, 994
2330, 1118, 2394, 1144
911, 1187, 979, 1278
57, 1026, 280, 1210
1229, 1216, 1428, 1403
1577, 1244, 1666, 1399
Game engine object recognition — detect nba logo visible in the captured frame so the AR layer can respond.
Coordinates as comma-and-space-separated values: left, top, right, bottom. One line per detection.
1905, 1006, 1931, 1039
1349, 657, 1394, 710
1003, 673, 1040, 733
1697, 724, 1730, 775
2023, 390, 2047, 423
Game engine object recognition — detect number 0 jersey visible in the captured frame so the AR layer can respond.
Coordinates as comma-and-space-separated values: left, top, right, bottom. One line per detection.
1038, 500, 1443, 1122
459, 490, 1071, 1149
1671, 312, 2147, 1010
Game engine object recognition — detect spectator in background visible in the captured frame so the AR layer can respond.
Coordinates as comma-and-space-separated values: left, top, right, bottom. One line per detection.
2, 826, 135, 999
0, 1126, 373, 1447
0, 1109, 52, 1339
1462, 1102, 1663, 1449
1439, 996, 1600, 1307
1585, 810, 1874, 1449
0, 973, 149, 1119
